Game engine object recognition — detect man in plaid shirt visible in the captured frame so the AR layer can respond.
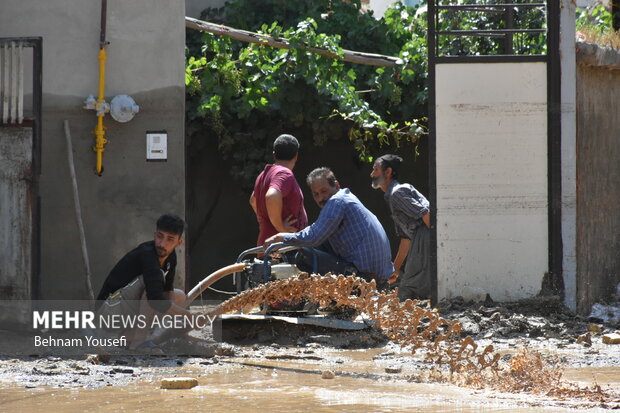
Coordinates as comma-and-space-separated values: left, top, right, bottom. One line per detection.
264, 167, 393, 289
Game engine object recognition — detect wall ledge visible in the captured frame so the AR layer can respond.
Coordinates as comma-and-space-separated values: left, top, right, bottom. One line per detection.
576, 41, 620, 69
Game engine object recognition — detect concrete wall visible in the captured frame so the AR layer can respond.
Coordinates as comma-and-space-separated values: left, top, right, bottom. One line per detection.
435, 62, 549, 302
0, 0, 187, 299
576, 42, 620, 314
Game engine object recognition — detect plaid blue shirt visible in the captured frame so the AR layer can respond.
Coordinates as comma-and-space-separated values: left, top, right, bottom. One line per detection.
283, 188, 394, 279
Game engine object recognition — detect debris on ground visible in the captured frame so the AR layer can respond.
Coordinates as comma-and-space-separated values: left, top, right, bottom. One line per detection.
602, 333, 620, 344
321, 370, 335, 379
161, 377, 199, 389
589, 302, 620, 325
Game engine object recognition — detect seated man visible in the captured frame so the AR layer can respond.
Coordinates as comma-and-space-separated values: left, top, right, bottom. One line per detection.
264, 167, 394, 291
95, 214, 193, 351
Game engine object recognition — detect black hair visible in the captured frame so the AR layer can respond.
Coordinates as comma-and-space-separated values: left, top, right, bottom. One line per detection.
156, 214, 185, 236
273, 134, 299, 161
376, 154, 403, 180
306, 167, 338, 187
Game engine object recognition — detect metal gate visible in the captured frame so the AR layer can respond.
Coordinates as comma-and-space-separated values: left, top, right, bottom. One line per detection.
0, 37, 42, 312
427, 2, 562, 303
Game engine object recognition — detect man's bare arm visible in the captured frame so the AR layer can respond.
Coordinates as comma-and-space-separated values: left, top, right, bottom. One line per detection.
422, 211, 430, 228
265, 188, 297, 232
249, 191, 257, 215
388, 238, 411, 283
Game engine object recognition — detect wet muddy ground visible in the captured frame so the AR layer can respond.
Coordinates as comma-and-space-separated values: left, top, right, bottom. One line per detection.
1, 296, 620, 412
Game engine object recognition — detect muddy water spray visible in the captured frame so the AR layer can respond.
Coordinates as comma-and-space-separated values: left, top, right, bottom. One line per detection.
204, 273, 617, 401
210, 273, 500, 373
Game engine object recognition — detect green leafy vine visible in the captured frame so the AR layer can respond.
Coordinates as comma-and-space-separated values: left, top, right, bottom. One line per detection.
186, 0, 428, 185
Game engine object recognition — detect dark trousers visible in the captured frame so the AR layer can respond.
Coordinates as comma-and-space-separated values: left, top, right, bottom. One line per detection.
398, 225, 431, 301
295, 246, 353, 276
295, 246, 389, 292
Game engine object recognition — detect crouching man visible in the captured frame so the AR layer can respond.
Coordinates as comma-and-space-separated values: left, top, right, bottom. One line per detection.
95, 214, 194, 352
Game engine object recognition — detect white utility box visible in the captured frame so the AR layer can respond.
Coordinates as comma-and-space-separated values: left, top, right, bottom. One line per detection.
146, 131, 167, 161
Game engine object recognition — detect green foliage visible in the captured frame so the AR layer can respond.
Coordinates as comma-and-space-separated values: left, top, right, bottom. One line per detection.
576, 4, 613, 33
186, 0, 428, 186
575, 4, 620, 49
435, 1, 546, 56
185, 0, 549, 186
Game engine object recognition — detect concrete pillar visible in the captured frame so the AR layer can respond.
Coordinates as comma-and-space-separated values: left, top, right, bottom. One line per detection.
560, 0, 577, 311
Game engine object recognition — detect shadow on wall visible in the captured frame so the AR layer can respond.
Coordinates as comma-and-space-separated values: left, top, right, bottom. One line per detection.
186, 133, 429, 299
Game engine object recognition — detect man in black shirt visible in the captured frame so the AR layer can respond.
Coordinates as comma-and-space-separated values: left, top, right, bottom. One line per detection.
96, 214, 192, 350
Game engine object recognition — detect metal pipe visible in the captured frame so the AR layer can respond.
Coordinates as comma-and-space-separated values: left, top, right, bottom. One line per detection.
100, 0, 107, 48
94, 47, 107, 175
10, 42, 17, 123
435, 3, 545, 9
503, 0, 514, 55
93, 0, 108, 175
17, 43, 23, 124
2, 45, 7, 123
262, 242, 287, 283
235, 246, 264, 263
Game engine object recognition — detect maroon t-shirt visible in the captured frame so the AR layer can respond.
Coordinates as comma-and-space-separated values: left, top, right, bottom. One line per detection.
253, 164, 308, 246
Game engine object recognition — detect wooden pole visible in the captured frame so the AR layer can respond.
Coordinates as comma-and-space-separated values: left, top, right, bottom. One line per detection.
64, 120, 95, 302
186, 17, 403, 67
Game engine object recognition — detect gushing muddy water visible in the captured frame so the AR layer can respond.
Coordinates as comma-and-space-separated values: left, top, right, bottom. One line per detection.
210, 273, 619, 398
1, 273, 620, 411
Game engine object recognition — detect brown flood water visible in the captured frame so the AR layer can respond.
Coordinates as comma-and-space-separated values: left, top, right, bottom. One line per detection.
1, 349, 617, 412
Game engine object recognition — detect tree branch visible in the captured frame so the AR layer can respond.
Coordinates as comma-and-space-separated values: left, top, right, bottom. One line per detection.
186, 16, 403, 67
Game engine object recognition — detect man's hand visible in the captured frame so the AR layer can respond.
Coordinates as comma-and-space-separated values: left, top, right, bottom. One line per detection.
282, 215, 298, 232
265, 188, 295, 233
388, 271, 400, 284
263, 233, 286, 249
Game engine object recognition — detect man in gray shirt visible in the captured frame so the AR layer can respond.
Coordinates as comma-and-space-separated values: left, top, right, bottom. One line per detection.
370, 154, 431, 301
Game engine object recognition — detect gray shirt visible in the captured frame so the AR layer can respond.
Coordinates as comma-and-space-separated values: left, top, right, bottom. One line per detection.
384, 180, 429, 240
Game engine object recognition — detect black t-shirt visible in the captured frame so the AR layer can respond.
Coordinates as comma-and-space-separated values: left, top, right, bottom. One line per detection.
96, 241, 176, 313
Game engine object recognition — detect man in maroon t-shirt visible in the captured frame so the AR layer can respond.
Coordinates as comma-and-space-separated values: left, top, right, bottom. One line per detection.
250, 134, 308, 246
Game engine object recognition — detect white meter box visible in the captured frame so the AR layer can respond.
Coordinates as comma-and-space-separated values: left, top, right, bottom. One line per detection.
146, 131, 167, 161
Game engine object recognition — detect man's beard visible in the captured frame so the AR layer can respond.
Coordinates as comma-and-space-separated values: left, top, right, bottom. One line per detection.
156, 247, 167, 257
371, 175, 385, 189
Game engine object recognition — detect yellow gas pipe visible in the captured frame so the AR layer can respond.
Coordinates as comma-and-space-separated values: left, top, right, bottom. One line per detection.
93, 46, 107, 175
